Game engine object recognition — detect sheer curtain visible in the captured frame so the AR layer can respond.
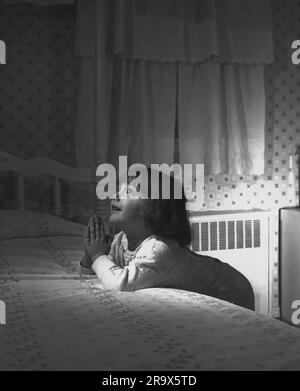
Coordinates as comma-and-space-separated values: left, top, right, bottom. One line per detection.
178, 63, 266, 175
75, 0, 273, 174
108, 59, 177, 167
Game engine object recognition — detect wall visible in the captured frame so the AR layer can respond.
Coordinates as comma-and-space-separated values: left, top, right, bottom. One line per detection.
0, 2, 94, 221
0, 2, 75, 162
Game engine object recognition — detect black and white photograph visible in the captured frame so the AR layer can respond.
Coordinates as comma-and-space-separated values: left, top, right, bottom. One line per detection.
1, 0, 300, 376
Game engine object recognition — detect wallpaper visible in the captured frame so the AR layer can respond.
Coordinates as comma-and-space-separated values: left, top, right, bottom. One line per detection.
1, 0, 300, 313
0, 2, 75, 162
0, 2, 94, 221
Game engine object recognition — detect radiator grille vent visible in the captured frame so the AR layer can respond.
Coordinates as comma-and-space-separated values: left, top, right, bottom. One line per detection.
191, 219, 261, 252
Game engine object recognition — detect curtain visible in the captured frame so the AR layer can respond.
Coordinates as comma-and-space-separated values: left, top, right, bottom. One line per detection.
74, 0, 111, 169
108, 59, 177, 167
74, 0, 175, 169
113, 0, 273, 64
75, 0, 273, 175
179, 63, 266, 175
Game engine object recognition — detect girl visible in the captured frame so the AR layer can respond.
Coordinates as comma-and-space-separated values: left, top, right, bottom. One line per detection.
80, 169, 255, 310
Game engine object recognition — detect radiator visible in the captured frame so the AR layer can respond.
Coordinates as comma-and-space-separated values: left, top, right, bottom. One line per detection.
189, 210, 272, 315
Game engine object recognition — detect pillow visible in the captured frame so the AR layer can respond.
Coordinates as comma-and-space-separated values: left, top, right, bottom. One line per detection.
0, 209, 85, 241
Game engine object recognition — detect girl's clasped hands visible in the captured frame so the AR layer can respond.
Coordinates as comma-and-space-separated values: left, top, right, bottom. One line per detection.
83, 216, 113, 264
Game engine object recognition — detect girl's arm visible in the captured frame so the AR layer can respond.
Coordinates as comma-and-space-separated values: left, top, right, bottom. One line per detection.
91, 242, 170, 292
91, 255, 129, 290
85, 216, 170, 291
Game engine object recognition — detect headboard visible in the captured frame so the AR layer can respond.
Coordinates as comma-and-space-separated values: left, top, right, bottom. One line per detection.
0, 150, 94, 217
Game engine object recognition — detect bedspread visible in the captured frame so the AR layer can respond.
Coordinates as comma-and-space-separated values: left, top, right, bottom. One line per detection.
1, 236, 300, 371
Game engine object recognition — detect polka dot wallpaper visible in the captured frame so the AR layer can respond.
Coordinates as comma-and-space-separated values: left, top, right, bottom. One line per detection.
0, 2, 94, 221
1, 0, 300, 314
0, 2, 76, 163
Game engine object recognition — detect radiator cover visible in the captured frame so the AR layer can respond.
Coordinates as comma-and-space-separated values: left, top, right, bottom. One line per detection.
189, 210, 272, 315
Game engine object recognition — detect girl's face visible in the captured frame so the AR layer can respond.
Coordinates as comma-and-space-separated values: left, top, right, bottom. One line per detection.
108, 182, 145, 231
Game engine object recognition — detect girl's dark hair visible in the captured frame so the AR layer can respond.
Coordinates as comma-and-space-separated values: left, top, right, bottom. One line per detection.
136, 167, 191, 247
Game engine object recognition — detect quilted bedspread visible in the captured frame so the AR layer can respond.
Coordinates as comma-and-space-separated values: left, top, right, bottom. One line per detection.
1, 236, 300, 371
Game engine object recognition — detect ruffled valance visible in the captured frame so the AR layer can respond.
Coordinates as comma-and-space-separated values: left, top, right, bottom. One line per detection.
115, 0, 273, 64
76, 0, 274, 65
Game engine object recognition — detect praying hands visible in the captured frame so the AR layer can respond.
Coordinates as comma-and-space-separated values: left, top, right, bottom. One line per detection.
82, 216, 113, 267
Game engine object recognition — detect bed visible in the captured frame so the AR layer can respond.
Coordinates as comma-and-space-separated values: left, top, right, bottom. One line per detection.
1, 152, 300, 371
